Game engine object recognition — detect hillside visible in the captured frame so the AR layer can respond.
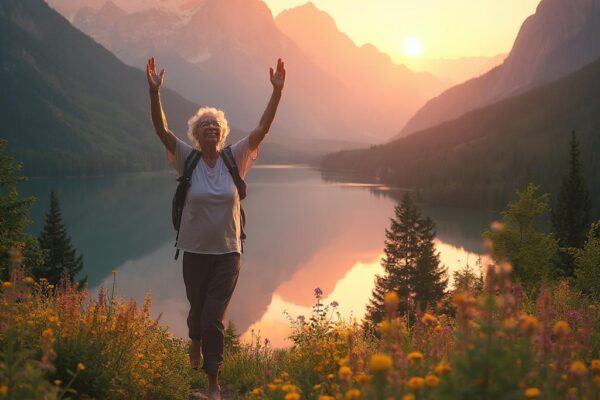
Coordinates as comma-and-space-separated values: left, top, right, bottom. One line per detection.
322, 57, 600, 214
0, 0, 200, 175
400, 0, 600, 136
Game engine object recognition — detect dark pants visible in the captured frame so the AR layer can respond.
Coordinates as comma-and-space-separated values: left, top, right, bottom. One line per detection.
182, 251, 240, 375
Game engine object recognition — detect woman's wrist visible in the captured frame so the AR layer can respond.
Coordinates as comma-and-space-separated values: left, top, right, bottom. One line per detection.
149, 87, 160, 94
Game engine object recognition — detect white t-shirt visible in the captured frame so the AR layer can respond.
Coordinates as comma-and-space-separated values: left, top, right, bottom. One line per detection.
169, 136, 257, 254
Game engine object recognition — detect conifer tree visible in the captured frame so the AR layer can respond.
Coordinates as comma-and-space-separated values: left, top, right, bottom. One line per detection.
0, 139, 43, 280
485, 184, 558, 290
552, 132, 592, 276
412, 217, 448, 311
34, 191, 86, 287
365, 194, 447, 326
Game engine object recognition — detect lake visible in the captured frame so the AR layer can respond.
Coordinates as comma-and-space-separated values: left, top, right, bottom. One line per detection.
21, 166, 496, 347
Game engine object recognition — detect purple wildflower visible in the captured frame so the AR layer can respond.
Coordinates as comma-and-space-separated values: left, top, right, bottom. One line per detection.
330, 301, 339, 308
314, 287, 323, 297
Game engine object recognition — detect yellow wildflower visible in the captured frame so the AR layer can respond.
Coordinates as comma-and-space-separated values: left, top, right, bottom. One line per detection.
281, 384, 297, 393
425, 374, 440, 388
379, 320, 391, 334
77, 363, 86, 371
384, 292, 399, 308
408, 377, 425, 390
339, 366, 352, 379
2, 281, 12, 288
591, 359, 600, 372
524, 387, 540, 398
42, 328, 54, 339
285, 393, 300, 400
356, 373, 370, 384
421, 313, 437, 325
23, 277, 35, 284
452, 293, 467, 306
0, 385, 7, 395
570, 360, 587, 376
273, 378, 283, 384
327, 373, 335, 380
434, 362, 451, 374
53, 379, 62, 386
345, 388, 361, 399
280, 372, 290, 380
319, 396, 335, 400
519, 315, 539, 333
407, 351, 424, 363
369, 353, 392, 372
267, 383, 278, 391
313, 384, 321, 391
250, 388, 263, 396
402, 395, 415, 400
552, 320, 570, 336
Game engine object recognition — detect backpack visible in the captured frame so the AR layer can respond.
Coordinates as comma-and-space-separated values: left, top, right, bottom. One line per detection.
172, 145, 247, 260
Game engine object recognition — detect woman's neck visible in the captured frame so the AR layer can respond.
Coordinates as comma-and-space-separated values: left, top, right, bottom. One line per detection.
203, 146, 219, 160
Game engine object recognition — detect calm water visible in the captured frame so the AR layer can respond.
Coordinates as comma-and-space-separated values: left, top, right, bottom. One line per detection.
22, 166, 495, 347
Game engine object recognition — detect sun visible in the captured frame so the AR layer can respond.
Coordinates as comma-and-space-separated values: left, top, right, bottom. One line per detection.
403, 37, 423, 58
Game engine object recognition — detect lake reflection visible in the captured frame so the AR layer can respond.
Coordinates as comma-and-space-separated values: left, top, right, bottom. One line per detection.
22, 167, 495, 347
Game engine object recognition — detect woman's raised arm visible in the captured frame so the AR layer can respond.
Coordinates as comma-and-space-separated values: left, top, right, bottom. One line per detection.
249, 58, 286, 151
147, 57, 176, 154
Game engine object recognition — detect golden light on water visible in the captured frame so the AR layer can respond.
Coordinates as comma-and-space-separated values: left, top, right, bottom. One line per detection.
241, 241, 488, 348
403, 37, 423, 58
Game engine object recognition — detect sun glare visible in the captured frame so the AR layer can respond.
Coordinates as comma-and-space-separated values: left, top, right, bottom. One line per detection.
403, 37, 423, 58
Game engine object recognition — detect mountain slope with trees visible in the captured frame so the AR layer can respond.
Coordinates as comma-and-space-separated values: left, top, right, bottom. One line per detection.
322, 56, 600, 215
0, 0, 200, 176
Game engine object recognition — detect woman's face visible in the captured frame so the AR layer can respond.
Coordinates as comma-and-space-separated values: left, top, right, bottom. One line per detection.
194, 113, 222, 150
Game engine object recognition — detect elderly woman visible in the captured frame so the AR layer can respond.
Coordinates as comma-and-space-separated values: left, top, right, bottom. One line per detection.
146, 57, 285, 399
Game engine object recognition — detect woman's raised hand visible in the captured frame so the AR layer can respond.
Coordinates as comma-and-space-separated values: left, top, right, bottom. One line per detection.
270, 58, 286, 92
146, 57, 165, 92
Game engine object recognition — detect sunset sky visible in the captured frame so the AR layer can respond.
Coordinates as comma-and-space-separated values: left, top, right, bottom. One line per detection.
264, 0, 541, 63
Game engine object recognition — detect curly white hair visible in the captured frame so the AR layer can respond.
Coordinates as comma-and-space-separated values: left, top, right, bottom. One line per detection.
186, 107, 230, 151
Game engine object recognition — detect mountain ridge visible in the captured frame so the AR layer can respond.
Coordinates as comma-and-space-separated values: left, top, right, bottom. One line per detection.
399, 0, 600, 137
322, 55, 600, 214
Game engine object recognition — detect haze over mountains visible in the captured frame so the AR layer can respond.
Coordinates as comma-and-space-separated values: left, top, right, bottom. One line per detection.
47, 0, 446, 144
400, 0, 600, 136
323, 55, 600, 214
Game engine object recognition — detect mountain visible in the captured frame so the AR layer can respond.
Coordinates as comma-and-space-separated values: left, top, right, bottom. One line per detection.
405, 54, 506, 86
51, 0, 445, 144
46, 0, 206, 18
322, 56, 600, 215
274, 2, 444, 140
400, 0, 600, 136
0, 0, 207, 176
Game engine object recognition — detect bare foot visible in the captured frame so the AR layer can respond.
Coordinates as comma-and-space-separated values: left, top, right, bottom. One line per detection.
189, 340, 201, 369
208, 374, 221, 400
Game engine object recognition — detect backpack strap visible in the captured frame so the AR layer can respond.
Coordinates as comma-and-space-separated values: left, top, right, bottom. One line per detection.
221, 146, 247, 252
221, 146, 246, 199
174, 149, 202, 260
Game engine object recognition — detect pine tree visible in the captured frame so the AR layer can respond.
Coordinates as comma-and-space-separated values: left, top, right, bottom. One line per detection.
223, 320, 241, 354
552, 132, 592, 276
412, 217, 448, 311
0, 139, 43, 280
365, 194, 447, 326
34, 191, 86, 287
485, 184, 558, 290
